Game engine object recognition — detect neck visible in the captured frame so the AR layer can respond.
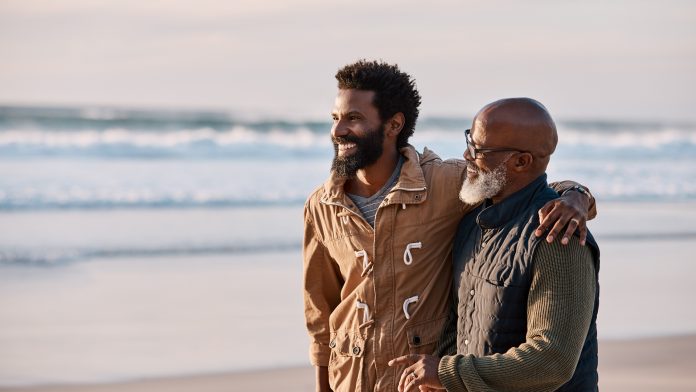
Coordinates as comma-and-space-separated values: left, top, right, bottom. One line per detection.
345, 147, 400, 197
490, 173, 541, 204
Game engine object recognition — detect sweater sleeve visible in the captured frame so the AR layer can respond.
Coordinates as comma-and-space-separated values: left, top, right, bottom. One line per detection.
437, 237, 596, 392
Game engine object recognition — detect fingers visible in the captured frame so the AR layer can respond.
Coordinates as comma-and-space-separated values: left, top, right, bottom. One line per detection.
560, 218, 580, 245
556, 189, 591, 245
537, 198, 592, 245
404, 371, 421, 392
546, 207, 575, 244
393, 355, 444, 392
537, 201, 562, 240
389, 354, 419, 367
535, 202, 555, 237
578, 219, 588, 246
398, 368, 411, 392
391, 355, 421, 392
398, 365, 421, 392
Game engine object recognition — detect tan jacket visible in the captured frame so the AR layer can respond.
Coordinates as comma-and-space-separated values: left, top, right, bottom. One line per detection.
303, 146, 470, 391
302, 146, 594, 391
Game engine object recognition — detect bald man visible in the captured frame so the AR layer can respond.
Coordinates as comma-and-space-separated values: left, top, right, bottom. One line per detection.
390, 98, 600, 392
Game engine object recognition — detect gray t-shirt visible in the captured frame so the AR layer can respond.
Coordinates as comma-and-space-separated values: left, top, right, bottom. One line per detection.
347, 156, 404, 227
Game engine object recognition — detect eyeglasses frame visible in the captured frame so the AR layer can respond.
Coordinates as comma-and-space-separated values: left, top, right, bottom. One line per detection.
464, 128, 530, 159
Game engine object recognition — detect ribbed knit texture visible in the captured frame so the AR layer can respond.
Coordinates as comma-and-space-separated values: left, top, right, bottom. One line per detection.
438, 237, 596, 392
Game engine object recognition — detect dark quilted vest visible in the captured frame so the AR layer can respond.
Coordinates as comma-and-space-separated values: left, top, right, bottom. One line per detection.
452, 174, 600, 391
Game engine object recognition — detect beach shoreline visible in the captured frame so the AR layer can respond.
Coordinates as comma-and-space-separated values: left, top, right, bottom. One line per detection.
1, 201, 695, 389
1, 335, 694, 392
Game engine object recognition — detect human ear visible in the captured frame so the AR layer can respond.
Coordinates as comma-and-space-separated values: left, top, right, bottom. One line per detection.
386, 113, 405, 137
513, 152, 533, 172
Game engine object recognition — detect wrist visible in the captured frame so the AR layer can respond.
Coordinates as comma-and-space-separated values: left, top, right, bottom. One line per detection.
562, 185, 591, 200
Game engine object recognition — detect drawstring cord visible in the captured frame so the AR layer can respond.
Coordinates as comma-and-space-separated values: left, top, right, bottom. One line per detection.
403, 242, 422, 265
355, 250, 373, 276
356, 300, 371, 323
402, 295, 419, 319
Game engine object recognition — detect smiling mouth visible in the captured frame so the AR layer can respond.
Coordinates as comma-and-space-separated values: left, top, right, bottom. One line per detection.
337, 143, 357, 154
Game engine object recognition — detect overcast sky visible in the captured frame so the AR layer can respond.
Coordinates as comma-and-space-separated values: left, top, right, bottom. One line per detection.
1, 0, 695, 121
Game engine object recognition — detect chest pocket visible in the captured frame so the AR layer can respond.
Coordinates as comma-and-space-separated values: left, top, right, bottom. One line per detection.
405, 314, 448, 355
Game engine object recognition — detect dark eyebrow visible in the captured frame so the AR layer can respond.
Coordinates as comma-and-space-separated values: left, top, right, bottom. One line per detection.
332, 110, 364, 117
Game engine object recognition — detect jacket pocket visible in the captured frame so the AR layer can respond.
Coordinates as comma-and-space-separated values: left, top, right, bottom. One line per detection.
406, 314, 448, 355
328, 329, 365, 392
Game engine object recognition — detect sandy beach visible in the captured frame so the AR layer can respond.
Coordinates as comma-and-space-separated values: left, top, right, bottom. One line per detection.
1, 334, 694, 391
1, 202, 695, 390
599, 335, 696, 391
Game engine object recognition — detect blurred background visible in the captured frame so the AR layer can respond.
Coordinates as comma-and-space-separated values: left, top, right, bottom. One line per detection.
1, 1, 695, 390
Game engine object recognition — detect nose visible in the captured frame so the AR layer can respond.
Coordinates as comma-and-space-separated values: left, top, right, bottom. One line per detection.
331, 119, 349, 139
463, 147, 475, 162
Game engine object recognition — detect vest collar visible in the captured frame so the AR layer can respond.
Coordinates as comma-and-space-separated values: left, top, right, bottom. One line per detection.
476, 174, 549, 229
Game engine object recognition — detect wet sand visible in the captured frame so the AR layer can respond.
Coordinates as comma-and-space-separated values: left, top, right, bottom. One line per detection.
2, 335, 694, 392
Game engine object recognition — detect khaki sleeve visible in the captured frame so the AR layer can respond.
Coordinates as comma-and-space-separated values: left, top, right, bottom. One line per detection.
549, 180, 597, 220
303, 205, 343, 366
438, 237, 596, 392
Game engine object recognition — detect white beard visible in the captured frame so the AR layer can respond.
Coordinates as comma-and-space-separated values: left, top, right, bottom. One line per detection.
459, 163, 508, 204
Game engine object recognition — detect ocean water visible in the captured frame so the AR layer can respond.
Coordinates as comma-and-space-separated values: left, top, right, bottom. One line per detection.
1, 106, 695, 386
1, 105, 696, 211
1, 105, 695, 266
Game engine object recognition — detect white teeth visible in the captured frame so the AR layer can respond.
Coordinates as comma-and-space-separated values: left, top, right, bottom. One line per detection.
338, 143, 356, 151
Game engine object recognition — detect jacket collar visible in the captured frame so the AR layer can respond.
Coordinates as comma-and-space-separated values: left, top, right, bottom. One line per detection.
320, 145, 430, 206
476, 174, 549, 229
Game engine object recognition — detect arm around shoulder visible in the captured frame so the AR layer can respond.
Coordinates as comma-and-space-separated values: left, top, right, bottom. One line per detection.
549, 180, 597, 220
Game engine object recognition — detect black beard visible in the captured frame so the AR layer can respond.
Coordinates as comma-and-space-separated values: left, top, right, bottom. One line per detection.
331, 124, 386, 178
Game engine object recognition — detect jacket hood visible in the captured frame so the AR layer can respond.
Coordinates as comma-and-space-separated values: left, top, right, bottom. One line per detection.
417, 146, 441, 165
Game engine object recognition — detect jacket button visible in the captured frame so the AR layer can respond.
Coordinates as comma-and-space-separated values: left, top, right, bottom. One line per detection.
464, 339, 469, 345
413, 335, 421, 345
329, 340, 336, 348
470, 289, 475, 296
352, 346, 361, 355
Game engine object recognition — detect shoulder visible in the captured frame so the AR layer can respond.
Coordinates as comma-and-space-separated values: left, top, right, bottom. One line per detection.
304, 184, 326, 219
533, 236, 596, 277
418, 147, 467, 179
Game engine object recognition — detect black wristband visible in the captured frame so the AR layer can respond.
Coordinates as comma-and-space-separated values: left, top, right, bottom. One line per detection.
562, 185, 590, 199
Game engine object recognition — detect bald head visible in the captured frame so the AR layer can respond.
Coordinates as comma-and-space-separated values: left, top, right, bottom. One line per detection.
461, 98, 560, 204
473, 98, 558, 167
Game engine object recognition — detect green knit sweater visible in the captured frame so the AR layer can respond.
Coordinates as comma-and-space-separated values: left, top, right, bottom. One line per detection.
438, 237, 597, 392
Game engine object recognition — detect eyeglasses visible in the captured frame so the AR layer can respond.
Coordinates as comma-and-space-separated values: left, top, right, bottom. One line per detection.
465, 129, 527, 159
